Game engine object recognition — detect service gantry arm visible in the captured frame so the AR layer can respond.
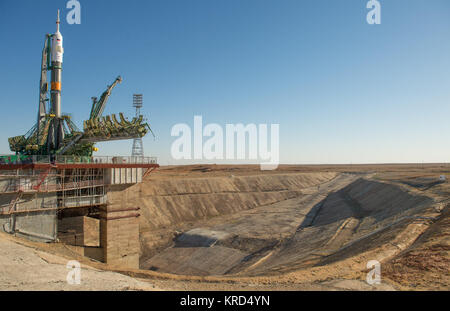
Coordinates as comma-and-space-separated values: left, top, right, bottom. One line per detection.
89, 76, 122, 120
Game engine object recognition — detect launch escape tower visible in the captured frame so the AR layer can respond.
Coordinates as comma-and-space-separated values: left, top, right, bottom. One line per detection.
131, 94, 144, 157
0, 11, 158, 269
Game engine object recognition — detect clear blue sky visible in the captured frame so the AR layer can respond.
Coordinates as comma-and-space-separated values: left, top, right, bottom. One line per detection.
0, 0, 449, 164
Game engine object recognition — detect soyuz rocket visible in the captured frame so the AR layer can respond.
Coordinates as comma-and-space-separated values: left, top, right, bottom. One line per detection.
51, 10, 63, 119
47, 10, 65, 151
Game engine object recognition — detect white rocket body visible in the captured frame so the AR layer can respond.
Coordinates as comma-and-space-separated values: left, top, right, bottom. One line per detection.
48, 10, 65, 150
51, 31, 64, 63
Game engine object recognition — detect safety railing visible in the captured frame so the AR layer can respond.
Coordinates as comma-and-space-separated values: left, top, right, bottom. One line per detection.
0, 155, 157, 166
0, 178, 107, 194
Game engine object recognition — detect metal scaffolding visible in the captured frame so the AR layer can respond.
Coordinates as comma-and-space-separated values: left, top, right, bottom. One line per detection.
0, 167, 106, 215
131, 94, 144, 157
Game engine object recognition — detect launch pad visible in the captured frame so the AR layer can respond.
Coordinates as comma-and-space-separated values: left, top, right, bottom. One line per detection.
0, 11, 158, 269
0, 155, 158, 268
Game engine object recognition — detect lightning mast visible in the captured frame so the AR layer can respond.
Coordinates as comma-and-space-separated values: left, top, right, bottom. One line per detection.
131, 94, 144, 157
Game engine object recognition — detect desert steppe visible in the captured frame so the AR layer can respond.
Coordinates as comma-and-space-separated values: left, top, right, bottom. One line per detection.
1, 164, 448, 290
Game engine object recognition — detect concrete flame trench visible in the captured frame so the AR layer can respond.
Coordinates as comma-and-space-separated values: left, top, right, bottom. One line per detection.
0, 156, 158, 269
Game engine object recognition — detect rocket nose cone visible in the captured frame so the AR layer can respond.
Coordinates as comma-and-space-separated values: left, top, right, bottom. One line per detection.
56, 9, 61, 33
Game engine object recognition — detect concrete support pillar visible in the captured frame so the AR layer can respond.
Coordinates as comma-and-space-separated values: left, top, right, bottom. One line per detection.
100, 185, 140, 269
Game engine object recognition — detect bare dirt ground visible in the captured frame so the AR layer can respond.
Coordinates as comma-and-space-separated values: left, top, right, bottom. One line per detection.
1, 164, 448, 291
0, 233, 158, 291
382, 200, 450, 290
